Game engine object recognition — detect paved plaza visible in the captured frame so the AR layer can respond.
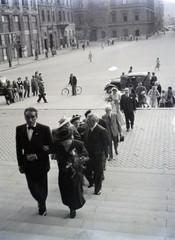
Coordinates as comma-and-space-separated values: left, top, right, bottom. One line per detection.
0, 31, 175, 239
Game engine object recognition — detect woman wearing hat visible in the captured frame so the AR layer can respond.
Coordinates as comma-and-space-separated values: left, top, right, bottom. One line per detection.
52, 128, 89, 218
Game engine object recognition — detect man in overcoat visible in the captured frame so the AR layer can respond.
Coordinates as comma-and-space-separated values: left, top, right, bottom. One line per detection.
83, 113, 109, 195
120, 88, 136, 131
69, 73, 77, 95
16, 107, 53, 215
102, 105, 122, 161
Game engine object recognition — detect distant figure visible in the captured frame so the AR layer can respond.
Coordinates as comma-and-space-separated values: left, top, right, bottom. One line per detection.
150, 72, 157, 86
35, 50, 38, 60
159, 90, 166, 108
128, 66, 133, 73
143, 72, 151, 92
69, 74, 77, 96
135, 82, 148, 108
120, 72, 126, 90
101, 42, 104, 50
165, 86, 175, 107
155, 58, 160, 71
82, 44, 85, 50
148, 86, 160, 108
45, 49, 48, 59
31, 75, 38, 96
23, 77, 30, 98
16, 77, 23, 101
37, 80, 48, 103
88, 51, 92, 62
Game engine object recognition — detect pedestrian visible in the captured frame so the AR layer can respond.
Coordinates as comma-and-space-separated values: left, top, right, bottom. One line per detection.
31, 75, 38, 96
52, 128, 89, 218
120, 87, 136, 131
143, 72, 151, 92
83, 113, 109, 195
159, 90, 166, 107
102, 105, 123, 161
70, 114, 81, 131
69, 73, 77, 96
4, 80, 14, 105
51, 48, 55, 57
12, 80, 19, 102
155, 57, 160, 71
148, 86, 160, 108
150, 72, 157, 86
35, 49, 38, 60
16, 77, 24, 101
165, 86, 175, 107
88, 51, 92, 62
120, 72, 126, 90
128, 66, 133, 73
135, 82, 148, 108
45, 49, 48, 58
37, 80, 48, 103
16, 107, 54, 216
101, 42, 104, 50
82, 44, 85, 50
38, 73, 43, 82
23, 77, 30, 98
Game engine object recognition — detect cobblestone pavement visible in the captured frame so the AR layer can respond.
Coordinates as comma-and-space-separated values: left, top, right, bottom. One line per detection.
1, 108, 175, 170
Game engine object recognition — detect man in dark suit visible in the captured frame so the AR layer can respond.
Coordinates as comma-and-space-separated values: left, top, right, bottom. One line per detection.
102, 105, 122, 160
120, 88, 136, 131
16, 107, 53, 216
83, 113, 109, 195
69, 73, 77, 95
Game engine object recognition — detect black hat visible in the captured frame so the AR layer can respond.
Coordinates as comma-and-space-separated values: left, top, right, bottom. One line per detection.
55, 128, 72, 141
70, 114, 81, 124
84, 110, 91, 118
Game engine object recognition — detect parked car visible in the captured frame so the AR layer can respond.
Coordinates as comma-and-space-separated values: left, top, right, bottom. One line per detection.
104, 72, 148, 92
0, 76, 7, 96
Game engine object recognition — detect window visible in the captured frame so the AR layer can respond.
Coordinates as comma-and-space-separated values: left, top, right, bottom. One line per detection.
32, 16, 37, 29
22, 0, 28, 6
52, 11, 55, 21
78, 16, 82, 24
102, 31, 106, 38
113, 30, 117, 38
23, 16, 29, 30
13, 0, 19, 5
67, 12, 70, 22
135, 14, 139, 21
1, 0, 8, 4
23, 16, 28, 22
31, 0, 36, 8
42, 10, 45, 22
111, 14, 116, 23
123, 15, 127, 22
13, 15, 19, 22
63, 11, 65, 21
32, 16, 36, 22
58, 11, 62, 21
2, 15, 9, 22
47, 10, 50, 22
71, 12, 73, 22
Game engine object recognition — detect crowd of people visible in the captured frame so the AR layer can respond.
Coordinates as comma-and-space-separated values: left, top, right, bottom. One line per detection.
2, 71, 48, 105
16, 104, 133, 219
119, 70, 175, 108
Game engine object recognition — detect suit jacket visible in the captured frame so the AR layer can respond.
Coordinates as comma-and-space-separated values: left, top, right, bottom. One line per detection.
69, 76, 77, 86
102, 113, 122, 137
84, 124, 109, 159
120, 93, 136, 112
16, 123, 53, 176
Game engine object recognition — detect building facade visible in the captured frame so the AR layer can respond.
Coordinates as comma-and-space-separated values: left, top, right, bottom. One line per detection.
0, 0, 75, 63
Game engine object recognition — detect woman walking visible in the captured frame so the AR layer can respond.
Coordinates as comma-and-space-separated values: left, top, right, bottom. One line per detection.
52, 128, 89, 218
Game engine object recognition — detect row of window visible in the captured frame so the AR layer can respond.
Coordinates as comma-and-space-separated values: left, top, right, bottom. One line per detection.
111, 13, 139, 22
2, 15, 36, 23
1, 0, 36, 7
41, 9, 74, 23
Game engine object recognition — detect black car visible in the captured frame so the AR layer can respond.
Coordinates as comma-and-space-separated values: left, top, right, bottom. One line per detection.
104, 72, 148, 92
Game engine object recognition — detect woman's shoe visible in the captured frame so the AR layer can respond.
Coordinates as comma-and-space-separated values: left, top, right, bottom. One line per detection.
70, 209, 76, 218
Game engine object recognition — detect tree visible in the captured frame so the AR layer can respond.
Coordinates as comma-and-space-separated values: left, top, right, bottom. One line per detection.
81, 0, 108, 39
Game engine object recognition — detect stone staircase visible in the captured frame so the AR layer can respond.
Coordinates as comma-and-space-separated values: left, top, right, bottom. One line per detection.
1, 162, 175, 240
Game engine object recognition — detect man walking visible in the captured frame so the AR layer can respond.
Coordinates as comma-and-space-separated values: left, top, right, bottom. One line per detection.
83, 113, 109, 195
23, 76, 30, 98
69, 73, 77, 96
16, 107, 53, 215
102, 105, 122, 161
120, 88, 136, 131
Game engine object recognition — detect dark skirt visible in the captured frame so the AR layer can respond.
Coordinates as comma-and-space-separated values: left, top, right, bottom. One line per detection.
58, 166, 85, 210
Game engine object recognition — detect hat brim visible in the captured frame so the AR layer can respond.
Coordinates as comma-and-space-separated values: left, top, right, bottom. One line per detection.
70, 115, 81, 123
58, 118, 71, 129
54, 128, 72, 141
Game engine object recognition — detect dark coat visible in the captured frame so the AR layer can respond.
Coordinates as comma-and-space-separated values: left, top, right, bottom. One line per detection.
54, 140, 88, 210
84, 124, 109, 159
16, 123, 53, 177
120, 93, 136, 112
69, 76, 77, 86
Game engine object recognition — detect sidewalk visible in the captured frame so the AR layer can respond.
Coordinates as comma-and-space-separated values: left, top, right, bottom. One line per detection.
0, 108, 175, 239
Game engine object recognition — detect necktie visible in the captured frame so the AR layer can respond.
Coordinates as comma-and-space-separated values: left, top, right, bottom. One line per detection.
28, 126, 35, 130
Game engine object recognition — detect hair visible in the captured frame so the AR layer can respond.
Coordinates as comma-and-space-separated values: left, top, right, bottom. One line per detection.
168, 86, 172, 90
105, 105, 112, 111
87, 113, 99, 123
24, 107, 38, 117
84, 109, 91, 118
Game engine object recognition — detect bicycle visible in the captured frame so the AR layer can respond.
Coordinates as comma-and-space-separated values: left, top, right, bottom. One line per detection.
61, 84, 82, 95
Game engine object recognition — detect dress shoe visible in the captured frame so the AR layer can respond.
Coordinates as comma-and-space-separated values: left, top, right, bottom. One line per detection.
70, 209, 76, 218
115, 150, 118, 155
39, 207, 47, 216
88, 183, 93, 188
131, 125, 133, 129
126, 129, 129, 132
108, 157, 113, 161
94, 190, 101, 195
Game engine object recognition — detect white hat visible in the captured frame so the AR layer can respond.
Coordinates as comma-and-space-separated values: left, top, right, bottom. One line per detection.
58, 116, 70, 129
